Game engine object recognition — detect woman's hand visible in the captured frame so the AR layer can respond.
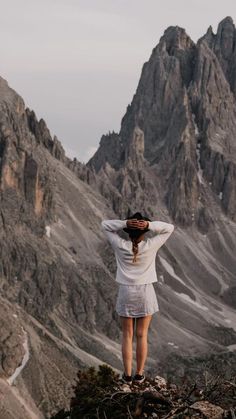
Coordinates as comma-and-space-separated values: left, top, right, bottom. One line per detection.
126, 219, 149, 230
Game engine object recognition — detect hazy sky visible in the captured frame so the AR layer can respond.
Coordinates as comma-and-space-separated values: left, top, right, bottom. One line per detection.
0, 1, 235, 163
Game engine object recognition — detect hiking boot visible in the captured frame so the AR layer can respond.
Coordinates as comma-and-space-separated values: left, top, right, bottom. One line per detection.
121, 372, 132, 385
133, 373, 145, 383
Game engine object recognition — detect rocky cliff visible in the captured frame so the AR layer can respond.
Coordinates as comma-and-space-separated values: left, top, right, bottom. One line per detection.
0, 16, 236, 419
0, 75, 121, 418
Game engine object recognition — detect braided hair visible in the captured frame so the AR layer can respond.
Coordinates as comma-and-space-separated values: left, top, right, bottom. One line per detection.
123, 212, 151, 263
129, 230, 145, 263
131, 237, 139, 263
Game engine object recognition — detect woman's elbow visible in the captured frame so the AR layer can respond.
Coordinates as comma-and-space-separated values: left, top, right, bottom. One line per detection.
101, 220, 107, 230
101, 220, 111, 232
169, 223, 175, 233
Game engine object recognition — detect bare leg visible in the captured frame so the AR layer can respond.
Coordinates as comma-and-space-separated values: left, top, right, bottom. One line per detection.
135, 315, 152, 375
120, 317, 135, 376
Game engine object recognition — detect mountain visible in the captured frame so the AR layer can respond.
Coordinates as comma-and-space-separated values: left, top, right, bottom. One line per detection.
0, 75, 121, 418
87, 16, 236, 230
0, 16, 236, 418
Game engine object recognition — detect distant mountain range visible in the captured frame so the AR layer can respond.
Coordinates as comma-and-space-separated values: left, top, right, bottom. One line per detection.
0, 16, 236, 418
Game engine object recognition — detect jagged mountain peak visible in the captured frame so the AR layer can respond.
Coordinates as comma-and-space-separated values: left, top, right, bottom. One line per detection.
201, 16, 235, 40
0, 76, 25, 114
88, 17, 236, 228
217, 15, 235, 29
215, 16, 236, 53
200, 16, 236, 97
202, 16, 235, 43
159, 24, 195, 53
206, 25, 214, 34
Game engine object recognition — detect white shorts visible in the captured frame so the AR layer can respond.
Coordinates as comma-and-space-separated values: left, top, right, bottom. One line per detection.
115, 283, 159, 318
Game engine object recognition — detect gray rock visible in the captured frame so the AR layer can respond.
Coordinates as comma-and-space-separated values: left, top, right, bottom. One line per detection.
190, 400, 224, 419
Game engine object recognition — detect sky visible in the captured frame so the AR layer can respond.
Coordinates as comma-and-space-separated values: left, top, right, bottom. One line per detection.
0, 0, 236, 163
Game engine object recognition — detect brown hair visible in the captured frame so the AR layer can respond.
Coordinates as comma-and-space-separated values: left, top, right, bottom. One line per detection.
124, 212, 151, 263
129, 231, 144, 263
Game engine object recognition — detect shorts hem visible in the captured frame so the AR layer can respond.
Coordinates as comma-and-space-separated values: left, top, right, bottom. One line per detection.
116, 309, 159, 318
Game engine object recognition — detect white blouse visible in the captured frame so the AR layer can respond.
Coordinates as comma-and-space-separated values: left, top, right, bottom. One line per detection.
101, 219, 174, 285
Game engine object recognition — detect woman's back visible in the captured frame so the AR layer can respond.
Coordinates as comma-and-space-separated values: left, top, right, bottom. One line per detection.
101, 219, 174, 285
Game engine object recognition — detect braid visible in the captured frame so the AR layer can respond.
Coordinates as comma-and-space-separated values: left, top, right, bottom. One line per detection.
131, 238, 139, 263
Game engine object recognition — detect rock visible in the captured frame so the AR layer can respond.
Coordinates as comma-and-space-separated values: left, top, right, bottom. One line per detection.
120, 383, 131, 392
87, 131, 124, 172
190, 400, 224, 418
154, 375, 167, 388
26, 106, 96, 187
202, 17, 236, 97
66, 156, 97, 186
143, 390, 171, 405
0, 304, 25, 378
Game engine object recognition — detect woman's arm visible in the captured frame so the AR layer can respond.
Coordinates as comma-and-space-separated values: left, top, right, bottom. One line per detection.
147, 221, 174, 250
101, 219, 127, 248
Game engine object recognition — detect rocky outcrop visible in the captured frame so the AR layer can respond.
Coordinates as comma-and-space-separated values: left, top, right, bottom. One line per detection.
87, 131, 124, 172
26, 108, 66, 162
51, 363, 235, 419
66, 156, 97, 186
201, 17, 236, 97
25, 106, 97, 189
0, 79, 55, 235
0, 306, 25, 379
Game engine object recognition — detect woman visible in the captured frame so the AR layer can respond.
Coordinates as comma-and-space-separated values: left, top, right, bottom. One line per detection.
101, 212, 174, 385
